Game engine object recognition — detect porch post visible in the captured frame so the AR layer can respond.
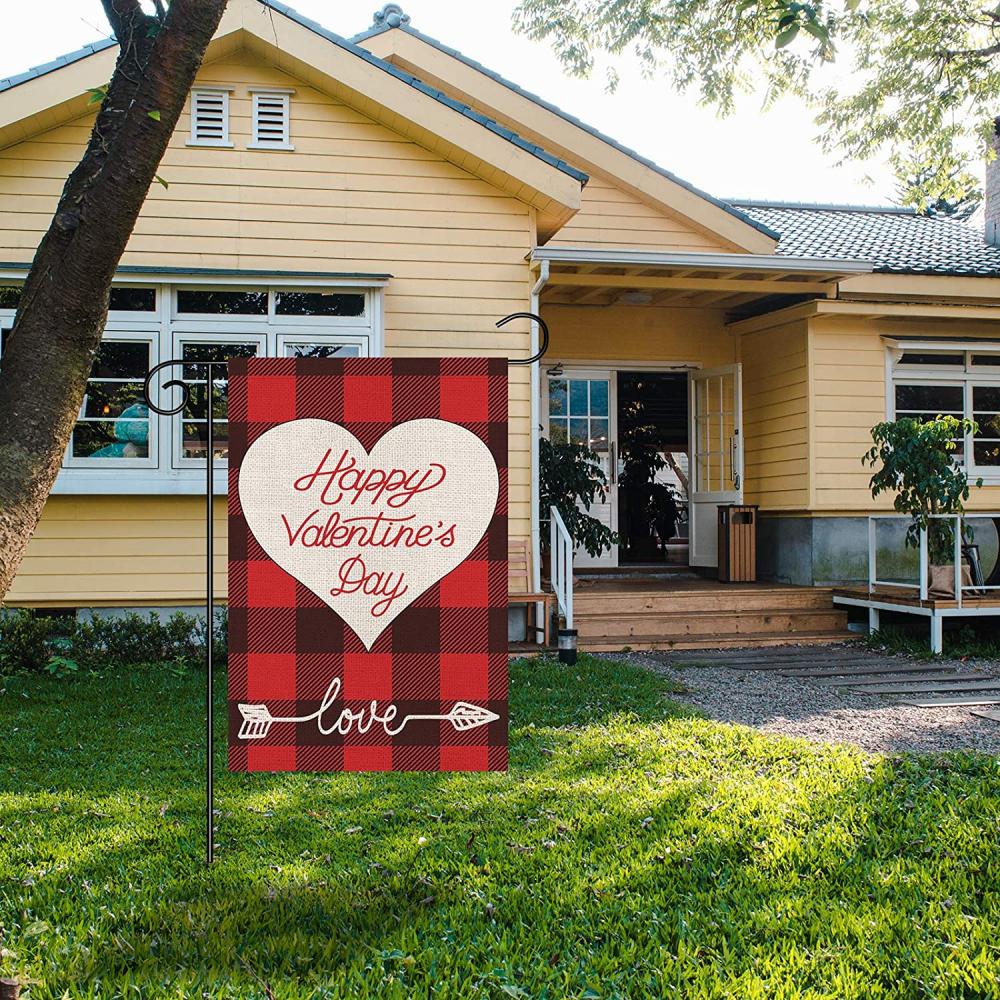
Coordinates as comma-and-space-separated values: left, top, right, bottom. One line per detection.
529, 262, 549, 632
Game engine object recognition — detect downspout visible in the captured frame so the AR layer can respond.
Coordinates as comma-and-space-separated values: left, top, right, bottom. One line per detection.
529, 259, 550, 598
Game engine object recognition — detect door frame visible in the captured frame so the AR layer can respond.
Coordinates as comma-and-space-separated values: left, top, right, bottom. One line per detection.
542, 359, 701, 569
687, 363, 744, 567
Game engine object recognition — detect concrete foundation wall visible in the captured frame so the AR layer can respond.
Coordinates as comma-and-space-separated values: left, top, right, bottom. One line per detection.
759, 515, 1000, 587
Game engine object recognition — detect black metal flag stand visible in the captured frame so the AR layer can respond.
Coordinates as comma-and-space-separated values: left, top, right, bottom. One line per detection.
144, 358, 225, 866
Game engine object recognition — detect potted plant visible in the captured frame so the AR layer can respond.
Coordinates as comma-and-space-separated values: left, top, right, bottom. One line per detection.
864, 415, 983, 596
539, 436, 619, 571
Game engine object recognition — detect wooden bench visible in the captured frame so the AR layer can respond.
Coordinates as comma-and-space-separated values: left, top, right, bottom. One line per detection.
508, 537, 555, 646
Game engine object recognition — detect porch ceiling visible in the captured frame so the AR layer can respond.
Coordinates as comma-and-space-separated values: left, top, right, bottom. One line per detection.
531, 246, 872, 310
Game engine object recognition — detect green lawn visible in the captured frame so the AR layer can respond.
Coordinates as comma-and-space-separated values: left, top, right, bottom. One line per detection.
1, 654, 998, 999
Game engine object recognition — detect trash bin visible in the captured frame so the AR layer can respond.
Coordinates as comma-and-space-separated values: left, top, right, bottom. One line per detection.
718, 504, 758, 582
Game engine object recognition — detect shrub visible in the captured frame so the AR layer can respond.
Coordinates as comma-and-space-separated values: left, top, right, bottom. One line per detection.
0, 607, 227, 676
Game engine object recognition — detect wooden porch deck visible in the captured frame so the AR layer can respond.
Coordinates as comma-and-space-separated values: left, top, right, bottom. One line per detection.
566, 574, 856, 651
833, 583, 1000, 612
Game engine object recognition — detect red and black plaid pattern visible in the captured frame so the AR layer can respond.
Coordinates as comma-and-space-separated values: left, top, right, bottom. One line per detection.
227, 357, 508, 772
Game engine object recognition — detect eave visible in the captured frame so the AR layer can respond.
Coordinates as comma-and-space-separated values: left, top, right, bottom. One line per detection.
532, 246, 871, 310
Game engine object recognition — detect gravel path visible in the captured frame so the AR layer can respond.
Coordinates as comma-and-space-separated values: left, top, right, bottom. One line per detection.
621, 646, 1000, 755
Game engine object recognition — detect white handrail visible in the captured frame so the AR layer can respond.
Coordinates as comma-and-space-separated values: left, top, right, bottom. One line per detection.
549, 505, 574, 630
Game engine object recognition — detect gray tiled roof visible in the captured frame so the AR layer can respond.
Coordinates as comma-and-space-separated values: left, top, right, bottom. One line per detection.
731, 200, 1000, 278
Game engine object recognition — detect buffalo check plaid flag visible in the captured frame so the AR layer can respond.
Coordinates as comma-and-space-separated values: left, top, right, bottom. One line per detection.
227, 357, 508, 772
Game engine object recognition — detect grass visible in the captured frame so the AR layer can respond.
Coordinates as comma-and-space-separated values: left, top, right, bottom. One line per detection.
1, 654, 999, 999
866, 622, 1000, 660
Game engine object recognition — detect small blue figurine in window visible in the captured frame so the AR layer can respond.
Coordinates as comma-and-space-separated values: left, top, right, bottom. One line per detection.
90, 402, 150, 459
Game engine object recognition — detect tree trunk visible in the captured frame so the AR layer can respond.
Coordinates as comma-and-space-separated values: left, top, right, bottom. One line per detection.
0, 0, 227, 600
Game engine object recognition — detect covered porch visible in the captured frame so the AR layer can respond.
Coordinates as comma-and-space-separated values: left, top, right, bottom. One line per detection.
530, 246, 871, 577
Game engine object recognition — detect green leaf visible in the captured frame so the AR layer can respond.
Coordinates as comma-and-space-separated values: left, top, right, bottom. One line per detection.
86, 86, 108, 106
154, 174, 169, 190
147, 110, 161, 121
775, 24, 800, 48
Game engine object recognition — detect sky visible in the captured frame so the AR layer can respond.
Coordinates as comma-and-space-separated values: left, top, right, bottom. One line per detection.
0, 0, 905, 206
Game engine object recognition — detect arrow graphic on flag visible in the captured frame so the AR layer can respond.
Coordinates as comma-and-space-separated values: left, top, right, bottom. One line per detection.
236, 677, 499, 741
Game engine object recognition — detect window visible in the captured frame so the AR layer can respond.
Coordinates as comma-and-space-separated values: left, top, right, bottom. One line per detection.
891, 346, 1000, 476
249, 88, 294, 150
275, 291, 364, 317
69, 338, 154, 464
188, 88, 232, 147
109, 287, 156, 312
35, 277, 383, 492
177, 289, 267, 315
177, 339, 262, 462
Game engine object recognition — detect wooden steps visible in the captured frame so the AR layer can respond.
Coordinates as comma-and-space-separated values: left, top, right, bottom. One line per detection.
573, 583, 855, 651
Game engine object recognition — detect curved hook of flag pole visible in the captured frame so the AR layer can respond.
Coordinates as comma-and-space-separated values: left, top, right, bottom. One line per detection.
498, 311, 548, 366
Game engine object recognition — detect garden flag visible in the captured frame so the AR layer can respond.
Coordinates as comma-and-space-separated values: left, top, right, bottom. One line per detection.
227, 357, 508, 772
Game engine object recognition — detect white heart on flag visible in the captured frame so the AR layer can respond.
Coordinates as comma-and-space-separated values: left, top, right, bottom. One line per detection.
238, 418, 499, 649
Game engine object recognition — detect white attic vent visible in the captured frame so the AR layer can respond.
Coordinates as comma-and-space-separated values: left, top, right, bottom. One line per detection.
188, 87, 232, 147
249, 88, 295, 150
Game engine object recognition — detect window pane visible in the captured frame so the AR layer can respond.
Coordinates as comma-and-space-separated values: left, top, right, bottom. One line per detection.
275, 291, 365, 317
91, 341, 148, 379
548, 379, 567, 416
973, 440, 1000, 466
183, 421, 229, 461
82, 381, 145, 419
590, 418, 609, 453
975, 412, 1000, 438
72, 414, 148, 458
283, 342, 362, 358
895, 384, 963, 414
898, 352, 964, 366
973, 385, 1000, 412
569, 418, 589, 444
971, 354, 1000, 368
109, 287, 156, 312
181, 341, 258, 380
549, 418, 567, 444
0, 286, 21, 309
589, 380, 609, 417
569, 380, 588, 416
176, 289, 267, 315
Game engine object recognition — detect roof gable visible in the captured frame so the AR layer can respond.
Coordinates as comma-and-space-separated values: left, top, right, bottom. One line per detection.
354, 14, 779, 254
0, 0, 585, 239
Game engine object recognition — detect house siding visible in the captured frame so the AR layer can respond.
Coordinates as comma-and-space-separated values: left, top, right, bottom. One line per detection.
739, 319, 810, 511
547, 174, 732, 252
2, 53, 535, 606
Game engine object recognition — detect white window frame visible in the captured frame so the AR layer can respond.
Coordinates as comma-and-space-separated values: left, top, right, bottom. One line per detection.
63, 330, 159, 471
0, 273, 386, 495
248, 87, 294, 151
888, 342, 1000, 485
187, 87, 233, 148
171, 330, 267, 470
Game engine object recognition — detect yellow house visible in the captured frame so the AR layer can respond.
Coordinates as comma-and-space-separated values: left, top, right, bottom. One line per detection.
3, 0, 1000, 650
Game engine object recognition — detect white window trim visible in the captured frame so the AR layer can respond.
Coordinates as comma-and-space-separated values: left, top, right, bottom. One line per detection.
0, 276, 385, 496
887, 344, 1000, 485
247, 87, 295, 151
187, 87, 234, 148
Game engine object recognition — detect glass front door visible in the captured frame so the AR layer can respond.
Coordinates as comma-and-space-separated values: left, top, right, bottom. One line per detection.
546, 370, 618, 568
688, 364, 743, 566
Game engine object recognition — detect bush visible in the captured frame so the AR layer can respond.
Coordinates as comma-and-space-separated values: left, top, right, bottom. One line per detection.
0, 607, 227, 676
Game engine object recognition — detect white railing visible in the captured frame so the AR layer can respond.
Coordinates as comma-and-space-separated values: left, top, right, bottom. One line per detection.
868, 512, 1000, 606
549, 505, 574, 629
